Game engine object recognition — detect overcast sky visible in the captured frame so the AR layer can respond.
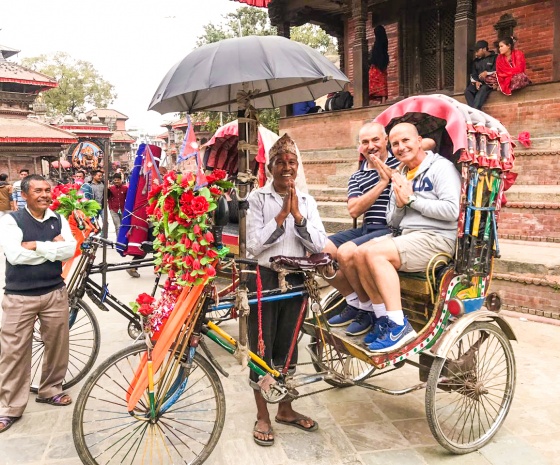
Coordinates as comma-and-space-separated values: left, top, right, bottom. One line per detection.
2, 0, 242, 135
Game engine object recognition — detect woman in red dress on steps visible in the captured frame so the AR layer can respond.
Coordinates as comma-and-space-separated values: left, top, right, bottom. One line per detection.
496, 37, 528, 96
368, 25, 389, 105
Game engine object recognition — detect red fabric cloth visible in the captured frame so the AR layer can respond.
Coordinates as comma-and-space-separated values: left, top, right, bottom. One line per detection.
231, 0, 270, 6
368, 66, 388, 99
496, 50, 526, 96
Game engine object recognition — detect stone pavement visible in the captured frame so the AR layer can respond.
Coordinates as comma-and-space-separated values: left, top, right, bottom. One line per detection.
1, 244, 560, 465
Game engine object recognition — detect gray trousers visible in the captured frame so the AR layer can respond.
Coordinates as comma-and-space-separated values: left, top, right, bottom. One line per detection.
0, 287, 69, 417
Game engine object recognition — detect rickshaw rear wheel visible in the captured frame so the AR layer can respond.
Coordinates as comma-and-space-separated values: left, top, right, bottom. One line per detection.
73, 343, 226, 465
310, 289, 376, 387
425, 321, 516, 454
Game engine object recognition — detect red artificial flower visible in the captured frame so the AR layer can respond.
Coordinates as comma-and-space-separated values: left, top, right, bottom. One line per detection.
50, 199, 61, 211
146, 201, 156, 216
138, 303, 154, 316
180, 191, 194, 204
136, 293, 156, 305
193, 224, 201, 235
209, 186, 221, 196
192, 259, 201, 270
203, 231, 214, 243
163, 196, 176, 213
182, 236, 192, 248
192, 241, 201, 253
213, 169, 227, 181
206, 265, 216, 277
149, 184, 164, 199
206, 249, 218, 258
191, 196, 209, 216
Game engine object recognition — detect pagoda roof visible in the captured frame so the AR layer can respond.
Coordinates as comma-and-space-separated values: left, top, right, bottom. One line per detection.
86, 108, 128, 120
0, 116, 77, 144
171, 116, 209, 129
111, 130, 136, 144
156, 131, 169, 140
0, 44, 20, 60
57, 123, 113, 138
0, 61, 57, 90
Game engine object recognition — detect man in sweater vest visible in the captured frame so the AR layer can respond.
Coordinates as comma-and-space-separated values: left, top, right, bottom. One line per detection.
0, 175, 76, 433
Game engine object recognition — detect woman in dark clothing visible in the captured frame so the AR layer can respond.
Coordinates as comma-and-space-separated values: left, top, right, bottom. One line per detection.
368, 25, 389, 104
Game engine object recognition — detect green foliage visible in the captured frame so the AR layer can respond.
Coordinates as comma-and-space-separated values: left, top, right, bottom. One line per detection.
195, 6, 336, 132
21, 52, 117, 117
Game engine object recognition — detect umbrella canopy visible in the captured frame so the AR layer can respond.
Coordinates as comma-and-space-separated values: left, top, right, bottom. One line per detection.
148, 35, 349, 114
231, 0, 270, 7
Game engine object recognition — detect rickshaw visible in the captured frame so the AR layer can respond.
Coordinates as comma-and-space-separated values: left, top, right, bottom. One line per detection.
71, 94, 517, 464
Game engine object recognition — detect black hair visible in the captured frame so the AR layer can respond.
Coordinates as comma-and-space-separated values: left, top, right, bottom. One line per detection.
19, 168, 30, 174
21, 174, 47, 193
369, 25, 389, 71
92, 169, 103, 176
112, 173, 123, 180
499, 36, 516, 50
0, 173, 7, 182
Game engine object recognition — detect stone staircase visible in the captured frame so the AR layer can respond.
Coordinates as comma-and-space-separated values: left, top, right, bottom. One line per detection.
301, 144, 560, 320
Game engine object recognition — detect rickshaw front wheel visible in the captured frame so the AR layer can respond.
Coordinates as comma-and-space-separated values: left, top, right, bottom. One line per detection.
425, 321, 516, 454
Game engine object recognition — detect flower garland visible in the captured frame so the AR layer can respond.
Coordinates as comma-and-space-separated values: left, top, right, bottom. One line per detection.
147, 169, 233, 287
50, 183, 101, 218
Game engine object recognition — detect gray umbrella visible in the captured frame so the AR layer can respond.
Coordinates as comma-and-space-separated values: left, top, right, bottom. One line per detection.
148, 35, 349, 114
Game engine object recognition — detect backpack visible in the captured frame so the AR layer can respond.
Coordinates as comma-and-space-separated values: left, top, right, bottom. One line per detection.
325, 91, 353, 111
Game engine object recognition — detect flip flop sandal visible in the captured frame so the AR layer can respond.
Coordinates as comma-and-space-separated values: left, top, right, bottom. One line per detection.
253, 421, 274, 446
36, 393, 72, 406
0, 416, 21, 434
275, 416, 318, 432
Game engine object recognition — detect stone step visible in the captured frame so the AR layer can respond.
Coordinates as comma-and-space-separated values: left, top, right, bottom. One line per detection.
308, 184, 348, 199
510, 150, 559, 185
317, 200, 352, 219
499, 202, 560, 242
320, 216, 355, 235
302, 159, 357, 185
492, 239, 560, 319
506, 185, 560, 203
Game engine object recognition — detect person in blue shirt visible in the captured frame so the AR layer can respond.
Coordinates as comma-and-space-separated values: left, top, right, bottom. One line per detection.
292, 101, 321, 116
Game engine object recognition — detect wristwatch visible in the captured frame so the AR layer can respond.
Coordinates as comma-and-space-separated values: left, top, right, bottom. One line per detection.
406, 194, 417, 207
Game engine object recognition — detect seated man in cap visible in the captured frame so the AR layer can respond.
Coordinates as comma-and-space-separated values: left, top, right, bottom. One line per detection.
465, 40, 497, 110
246, 133, 327, 446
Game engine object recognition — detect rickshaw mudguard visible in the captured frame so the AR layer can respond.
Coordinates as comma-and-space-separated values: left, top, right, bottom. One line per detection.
428, 309, 517, 358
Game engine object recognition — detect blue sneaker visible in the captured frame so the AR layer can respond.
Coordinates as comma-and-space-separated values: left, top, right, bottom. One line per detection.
367, 317, 417, 352
363, 315, 389, 345
328, 305, 359, 327
345, 310, 373, 336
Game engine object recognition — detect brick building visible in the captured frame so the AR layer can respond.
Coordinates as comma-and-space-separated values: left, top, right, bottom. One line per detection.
237, 0, 560, 319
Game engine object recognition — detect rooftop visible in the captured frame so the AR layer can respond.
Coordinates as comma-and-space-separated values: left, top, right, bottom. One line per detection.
0, 116, 77, 144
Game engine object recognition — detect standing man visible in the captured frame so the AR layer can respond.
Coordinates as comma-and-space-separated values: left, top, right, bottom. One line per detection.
247, 133, 326, 446
89, 169, 104, 210
354, 123, 461, 351
324, 122, 399, 336
0, 173, 14, 217
464, 40, 497, 110
11, 169, 29, 211
0, 175, 77, 433
107, 173, 128, 234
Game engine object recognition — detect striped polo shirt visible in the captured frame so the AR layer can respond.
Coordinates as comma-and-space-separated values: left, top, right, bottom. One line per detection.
347, 154, 400, 227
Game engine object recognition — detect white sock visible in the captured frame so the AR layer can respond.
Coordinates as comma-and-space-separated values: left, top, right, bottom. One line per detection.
387, 310, 405, 326
371, 303, 387, 318
358, 299, 373, 312
345, 292, 360, 308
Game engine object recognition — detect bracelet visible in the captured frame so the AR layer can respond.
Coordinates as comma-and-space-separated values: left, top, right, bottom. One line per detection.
296, 217, 307, 227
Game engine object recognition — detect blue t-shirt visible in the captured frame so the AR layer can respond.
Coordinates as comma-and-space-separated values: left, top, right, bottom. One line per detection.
347, 154, 400, 227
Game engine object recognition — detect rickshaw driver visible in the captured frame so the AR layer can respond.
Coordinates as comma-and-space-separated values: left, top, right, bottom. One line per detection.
354, 122, 462, 352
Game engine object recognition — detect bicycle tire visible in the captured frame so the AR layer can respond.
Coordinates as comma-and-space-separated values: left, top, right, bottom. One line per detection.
310, 289, 376, 387
30, 298, 100, 393
425, 321, 516, 454
73, 342, 226, 465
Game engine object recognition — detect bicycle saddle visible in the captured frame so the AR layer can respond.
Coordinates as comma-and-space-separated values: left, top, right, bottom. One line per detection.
269, 253, 333, 271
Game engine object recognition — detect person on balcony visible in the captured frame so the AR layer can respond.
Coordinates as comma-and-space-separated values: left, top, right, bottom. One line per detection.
246, 133, 326, 447
464, 40, 497, 110
496, 37, 529, 96
368, 25, 389, 105
354, 123, 461, 352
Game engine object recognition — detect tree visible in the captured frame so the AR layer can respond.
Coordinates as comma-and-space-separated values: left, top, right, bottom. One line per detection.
195, 6, 337, 133
21, 52, 117, 117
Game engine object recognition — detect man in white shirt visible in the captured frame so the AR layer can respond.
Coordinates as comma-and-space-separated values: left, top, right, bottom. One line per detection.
246, 133, 326, 446
0, 175, 76, 433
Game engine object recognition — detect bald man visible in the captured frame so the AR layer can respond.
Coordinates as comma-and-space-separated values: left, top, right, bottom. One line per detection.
354, 123, 461, 352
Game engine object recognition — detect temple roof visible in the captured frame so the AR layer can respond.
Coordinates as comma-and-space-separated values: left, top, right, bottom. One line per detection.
110, 130, 136, 144
0, 61, 58, 90
0, 44, 20, 60
86, 108, 128, 120
0, 116, 77, 144
156, 131, 169, 140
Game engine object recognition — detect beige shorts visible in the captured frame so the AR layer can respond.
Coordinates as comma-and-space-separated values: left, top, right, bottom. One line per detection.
392, 230, 455, 272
